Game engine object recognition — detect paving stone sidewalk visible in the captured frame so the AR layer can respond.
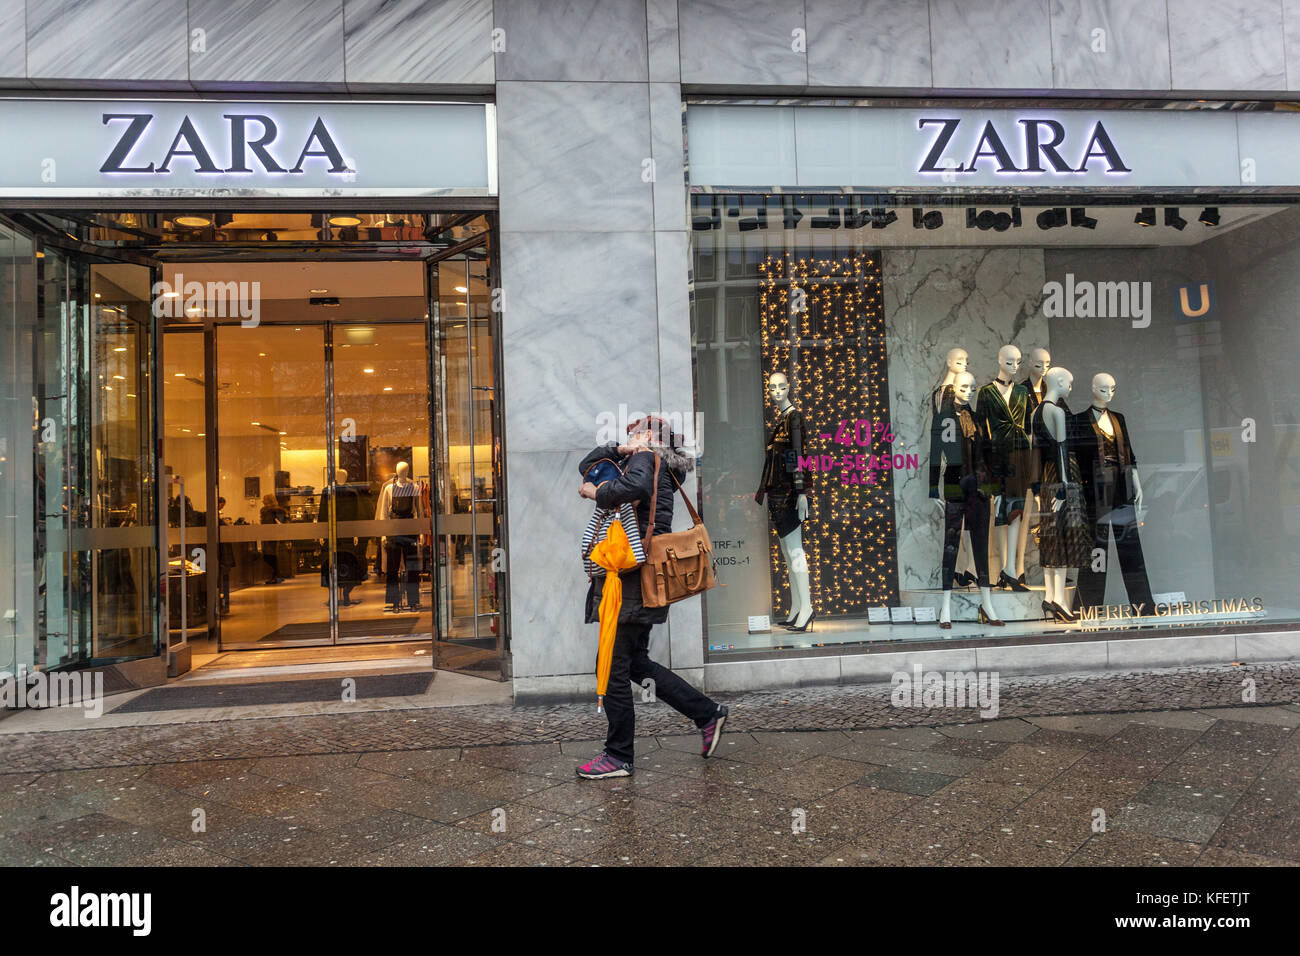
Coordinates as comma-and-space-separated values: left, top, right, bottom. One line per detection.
0, 662, 1297, 772
0, 663, 1297, 866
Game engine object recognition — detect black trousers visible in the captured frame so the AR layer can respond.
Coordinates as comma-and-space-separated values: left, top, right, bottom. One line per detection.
942, 493, 990, 590
604, 621, 717, 764
384, 536, 421, 607
1075, 520, 1154, 611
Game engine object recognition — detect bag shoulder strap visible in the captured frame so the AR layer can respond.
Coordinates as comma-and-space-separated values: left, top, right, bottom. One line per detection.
645, 453, 662, 546
667, 466, 703, 525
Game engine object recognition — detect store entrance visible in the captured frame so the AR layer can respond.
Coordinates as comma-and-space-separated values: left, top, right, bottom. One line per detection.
3, 209, 507, 679
163, 288, 436, 649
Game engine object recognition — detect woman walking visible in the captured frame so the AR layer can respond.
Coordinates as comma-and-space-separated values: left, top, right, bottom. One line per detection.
575, 415, 727, 779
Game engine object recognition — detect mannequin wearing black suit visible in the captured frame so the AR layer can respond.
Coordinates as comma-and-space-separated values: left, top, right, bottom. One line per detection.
1070, 403, 1154, 611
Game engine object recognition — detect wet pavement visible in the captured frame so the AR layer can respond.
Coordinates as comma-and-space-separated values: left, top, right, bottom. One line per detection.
0, 662, 1297, 866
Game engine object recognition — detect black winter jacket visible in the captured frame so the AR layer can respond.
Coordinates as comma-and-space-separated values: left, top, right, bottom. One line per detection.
578, 443, 687, 626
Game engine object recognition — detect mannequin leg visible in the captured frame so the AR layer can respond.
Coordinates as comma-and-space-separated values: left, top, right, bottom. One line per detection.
1003, 516, 1022, 579
992, 524, 1009, 583
1015, 500, 1032, 579
784, 527, 813, 628
978, 586, 998, 620
939, 589, 953, 626
777, 531, 801, 623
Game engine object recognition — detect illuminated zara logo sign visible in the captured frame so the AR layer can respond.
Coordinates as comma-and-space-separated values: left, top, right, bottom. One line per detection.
99, 112, 352, 175
917, 117, 1131, 176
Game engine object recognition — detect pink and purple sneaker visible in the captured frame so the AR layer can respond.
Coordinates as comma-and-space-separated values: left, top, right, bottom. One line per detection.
575, 751, 633, 779
700, 705, 728, 758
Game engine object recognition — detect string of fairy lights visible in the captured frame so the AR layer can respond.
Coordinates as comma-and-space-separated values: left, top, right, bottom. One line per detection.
759, 250, 900, 617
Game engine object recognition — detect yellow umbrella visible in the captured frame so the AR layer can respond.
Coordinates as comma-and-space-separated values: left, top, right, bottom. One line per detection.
587, 517, 639, 712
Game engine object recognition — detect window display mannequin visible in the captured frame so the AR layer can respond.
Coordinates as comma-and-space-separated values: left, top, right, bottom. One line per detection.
754, 372, 813, 631
931, 347, 969, 414
1017, 347, 1052, 583
930, 347, 979, 587
376, 461, 424, 611
929, 371, 1004, 629
1022, 348, 1051, 414
1070, 373, 1155, 612
975, 345, 1032, 592
1031, 368, 1090, 622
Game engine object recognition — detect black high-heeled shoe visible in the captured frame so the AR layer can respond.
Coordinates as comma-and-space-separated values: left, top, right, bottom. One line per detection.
998, 571, 1030, 592
978, 606, 1005, 627
1042, 600, 1077, 623
787, 612, 816, 633
954, 571, 976, 589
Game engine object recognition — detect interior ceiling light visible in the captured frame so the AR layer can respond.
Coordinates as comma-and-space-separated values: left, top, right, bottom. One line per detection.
912, 208, 943, 230
174, 215, 211, 228
329, 215, 363, 227
362, 367, 375, 374
1165, 207, 1187, 231
113, 347, 127, 352
310, 288, 329, 294
455, 285, 468, 293
1199, 206, 1220, 226
1036, 207, 1068, 230
1134, 207, 1156, 227
1070, 207, 1097, 229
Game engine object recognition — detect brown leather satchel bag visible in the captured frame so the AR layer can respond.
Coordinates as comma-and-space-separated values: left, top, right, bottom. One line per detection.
640, 454, 718, 608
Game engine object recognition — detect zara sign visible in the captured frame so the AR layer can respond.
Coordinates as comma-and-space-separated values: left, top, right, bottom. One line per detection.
684, 105, 1300, 189
0, 98, 495, 197
916, 117, 1130, 175
100, 112, 351, 175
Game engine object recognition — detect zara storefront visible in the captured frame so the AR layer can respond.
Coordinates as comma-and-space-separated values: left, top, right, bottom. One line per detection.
3, 2, 1300, 704
0, 96, 508, 687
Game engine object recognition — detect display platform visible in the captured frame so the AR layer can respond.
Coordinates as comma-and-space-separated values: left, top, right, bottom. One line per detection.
900, 586, 1074, 623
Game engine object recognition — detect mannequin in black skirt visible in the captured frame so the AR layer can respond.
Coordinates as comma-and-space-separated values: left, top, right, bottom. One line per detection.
755, 372, 813, 630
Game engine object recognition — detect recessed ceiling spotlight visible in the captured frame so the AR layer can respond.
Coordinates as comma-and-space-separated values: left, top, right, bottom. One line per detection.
329, 215, 362, 227
310, 288, 329, 294
363, 367, 375, 374
1199, 206, 1220, 226
1134, 207, 1156, 227
174, 215, 212, 228
455, 286, 468, 293
1165, 207, 1187, 231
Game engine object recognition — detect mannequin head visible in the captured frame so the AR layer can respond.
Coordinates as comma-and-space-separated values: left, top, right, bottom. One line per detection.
946, 348, 968, 375
952, 371, 976, 406
1044, 367, 1073, 400
1091, 372, 1116, 408
395, 461, 409, 481
1029, 348, 1051, 380
767, 372, 791, 407
996, 344, 1022, 380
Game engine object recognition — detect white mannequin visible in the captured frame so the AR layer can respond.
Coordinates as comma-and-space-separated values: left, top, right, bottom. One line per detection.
1026, 348, 1051, 403
981, 344, 1027, 586
1018, 347, 1051, 580
766, 372, 812, 628
932, 372, 1001, 627
933, 347, 969, 412
1040, 367, 1075, 614
932, 347, 977, 582
1089, 373, 1143, 512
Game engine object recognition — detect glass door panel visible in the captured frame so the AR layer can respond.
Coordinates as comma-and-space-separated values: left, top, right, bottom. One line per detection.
330, 322, 434, 641
161, 328, 214, 651
214, 324, 331, 646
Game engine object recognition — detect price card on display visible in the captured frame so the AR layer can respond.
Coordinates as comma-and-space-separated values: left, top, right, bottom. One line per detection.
913, 606, 938, 623
867, 606, 892, 624
890, 606, 914, 623
747, 615, 771, 633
